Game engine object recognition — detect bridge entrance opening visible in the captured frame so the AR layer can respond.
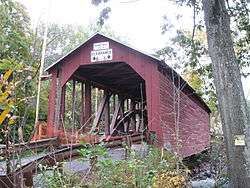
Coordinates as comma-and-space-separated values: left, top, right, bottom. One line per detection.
58, 62, 147, 143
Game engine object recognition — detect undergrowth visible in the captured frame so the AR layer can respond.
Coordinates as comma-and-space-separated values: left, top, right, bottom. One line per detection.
39, 143, 191, 188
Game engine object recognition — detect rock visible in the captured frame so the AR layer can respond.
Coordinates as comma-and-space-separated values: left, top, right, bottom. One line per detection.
131, 143, 148, 157
191, 178, 215, 188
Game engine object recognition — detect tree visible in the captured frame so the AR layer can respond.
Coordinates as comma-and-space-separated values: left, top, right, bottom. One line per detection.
162, 0, 250, 186
0, 0, 35, 143
156, 29, 217, 111
0, 0, 32, 62
202, 0, 250, 186
91, 0, 111, 26
91, 0, 250, 185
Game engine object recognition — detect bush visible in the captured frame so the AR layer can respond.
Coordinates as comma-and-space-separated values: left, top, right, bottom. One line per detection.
87, 145, 190, 188
39, 144, 190, 188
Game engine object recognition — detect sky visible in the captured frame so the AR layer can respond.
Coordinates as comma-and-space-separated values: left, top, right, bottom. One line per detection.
18, 0, 250, 98
18, 0, 193, 52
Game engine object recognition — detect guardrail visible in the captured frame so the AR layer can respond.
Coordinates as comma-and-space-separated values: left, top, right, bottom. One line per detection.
0, 137, 59, 156
0, 134, 145, 188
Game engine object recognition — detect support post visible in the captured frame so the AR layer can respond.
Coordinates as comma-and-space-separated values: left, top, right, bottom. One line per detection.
110, 96, 122, 135
95, 88, 99, 115
84, 81, 92, 126
47, 71, 57, 137
112, 94, 116, 112
118, 95, 124, 117
104, 90, 110, 135
130, 100, 136, 132
72, 80, 76, 128
54, 70, 62, 136
80, 82, 85, 126
92, 92, 110, 132
23, 171, 33, 187
60, 84, 66, 123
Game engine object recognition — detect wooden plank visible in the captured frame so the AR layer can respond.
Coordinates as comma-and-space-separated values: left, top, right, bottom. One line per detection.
60, 84, 66, 122
110, 98, 122, 134
84, 81, 91, 126
135, 113, 140, 132
104, 90, 110, 135
72, 79, 76, 127
112, 94, 116, 112
130, 100, 136, 132
54, 72, 62, 133
80, 82, 85, 125
118, 95, 124, 117
0, 138, 59, 156
91, 92, 110, 133
112, 74, 137, 84
93, 63, 125, 77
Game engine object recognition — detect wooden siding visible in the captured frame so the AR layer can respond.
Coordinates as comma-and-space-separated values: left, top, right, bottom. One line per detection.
46, 33, 210, 157
159, 72, 210, 157
47, 35, 161, 141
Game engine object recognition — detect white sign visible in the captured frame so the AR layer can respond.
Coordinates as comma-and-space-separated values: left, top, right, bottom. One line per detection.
234, 135, 245, 146
91, 49, 112, 62
93, 42, 109, 51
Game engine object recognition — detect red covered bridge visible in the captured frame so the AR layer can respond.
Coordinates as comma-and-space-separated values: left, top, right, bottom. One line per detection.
41, 33, 210, 158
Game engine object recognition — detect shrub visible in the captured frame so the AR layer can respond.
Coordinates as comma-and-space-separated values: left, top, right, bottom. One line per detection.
87, 145, 190, 188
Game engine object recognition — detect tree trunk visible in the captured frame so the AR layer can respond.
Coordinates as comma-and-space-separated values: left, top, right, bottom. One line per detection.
202, 0, 250, 187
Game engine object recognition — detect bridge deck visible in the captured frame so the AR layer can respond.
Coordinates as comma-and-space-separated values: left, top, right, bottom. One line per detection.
0, 133, 145, 176
0, 152, 51, 176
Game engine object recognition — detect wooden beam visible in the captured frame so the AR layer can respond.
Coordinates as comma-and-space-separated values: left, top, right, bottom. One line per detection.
84, 81, 92, 126
94, 88, 99, 115
72, 79, 76, 127
112, 94, 116, 113
130, 100, 136, 132
135, 113, 140, 132
112, 74, 138, 84
104, 90, 110, 135
74, 74, 139, 100
118, 95, 124, 117
92, 92, 110, 132
80, 82, 85, 126
110, 98, 122, 133
93, 63, 125, 77
54, 72, 62, 135
23, 171, 33, 187
60, 84, 66, 123
74, 74, 121, 95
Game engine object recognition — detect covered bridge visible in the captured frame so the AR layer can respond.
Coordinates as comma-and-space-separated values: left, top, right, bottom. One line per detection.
42, 33, 210, 158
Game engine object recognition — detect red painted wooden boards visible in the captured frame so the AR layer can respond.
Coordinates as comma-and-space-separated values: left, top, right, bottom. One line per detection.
46, 33, 210, 157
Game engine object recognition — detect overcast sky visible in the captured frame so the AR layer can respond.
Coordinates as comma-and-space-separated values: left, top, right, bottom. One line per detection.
18, 0, 194, 52
18, 0, 250, 98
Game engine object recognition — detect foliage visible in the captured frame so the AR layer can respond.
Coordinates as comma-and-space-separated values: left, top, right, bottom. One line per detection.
0, 0, 32, 62
0, 0, 127, 142
78, 143, 108, 160
0, 59, 35, 143
228, 0, 250, 71
158, 0, 250, 112
153, 172, 187, 188
247, 100, 250, 112
39, 145, 189, 187
33, 23, 90, 68
91, 0, 111, 26
157, 29, 217, 111
78, 143, 108, 170
39, 163, 83, 188
0, 0, 36, 143
87, 146, 190, 188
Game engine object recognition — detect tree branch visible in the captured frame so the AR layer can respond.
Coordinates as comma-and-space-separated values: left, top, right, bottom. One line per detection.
191, 0, 196, 44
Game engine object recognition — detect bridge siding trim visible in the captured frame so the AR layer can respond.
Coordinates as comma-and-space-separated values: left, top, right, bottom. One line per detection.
46, 33, 210, 158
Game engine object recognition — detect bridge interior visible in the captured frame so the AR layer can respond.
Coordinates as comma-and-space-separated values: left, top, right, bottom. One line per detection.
56, 62, 148, 144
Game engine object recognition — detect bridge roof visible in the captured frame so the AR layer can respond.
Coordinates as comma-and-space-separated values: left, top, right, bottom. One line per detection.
45, 32, 211, 113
